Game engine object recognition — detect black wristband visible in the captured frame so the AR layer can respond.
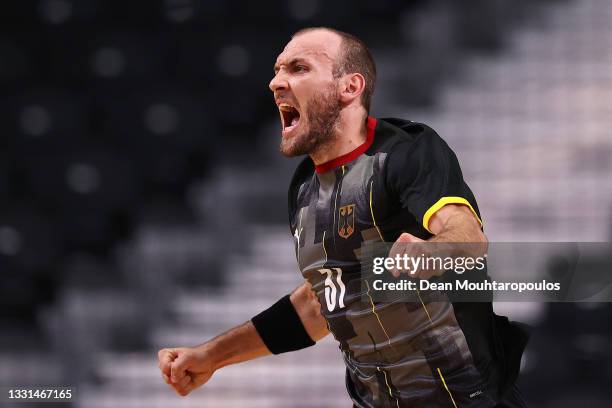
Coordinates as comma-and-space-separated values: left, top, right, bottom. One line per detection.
251, 294, 316, 354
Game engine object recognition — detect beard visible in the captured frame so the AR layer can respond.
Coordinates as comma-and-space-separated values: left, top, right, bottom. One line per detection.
279, 84, 342, 158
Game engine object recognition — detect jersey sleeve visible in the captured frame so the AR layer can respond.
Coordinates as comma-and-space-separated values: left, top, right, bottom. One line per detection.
385, 125, 482, 233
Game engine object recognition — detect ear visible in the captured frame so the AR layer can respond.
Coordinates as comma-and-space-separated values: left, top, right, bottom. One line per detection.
338, 73, 365, 105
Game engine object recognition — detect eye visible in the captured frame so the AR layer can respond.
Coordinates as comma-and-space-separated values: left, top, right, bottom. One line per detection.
294, 65, 308, 73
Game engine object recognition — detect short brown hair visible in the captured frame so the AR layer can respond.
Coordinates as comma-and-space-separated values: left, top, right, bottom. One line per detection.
292, 27, 377, 112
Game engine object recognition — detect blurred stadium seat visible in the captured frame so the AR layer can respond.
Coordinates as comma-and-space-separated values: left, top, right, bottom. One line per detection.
1, 0, 612, 407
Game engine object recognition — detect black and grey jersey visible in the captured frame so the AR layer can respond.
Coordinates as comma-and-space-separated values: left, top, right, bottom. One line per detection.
288, 117, 526, 408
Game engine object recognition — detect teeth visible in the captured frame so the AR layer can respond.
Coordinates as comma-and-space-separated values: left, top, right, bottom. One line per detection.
278, 103, 295, 112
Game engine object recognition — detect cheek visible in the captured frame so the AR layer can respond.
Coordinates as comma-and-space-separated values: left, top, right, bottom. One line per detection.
293, 78, 333, 119
291, 77, 325, 103
289, 80, 309, 101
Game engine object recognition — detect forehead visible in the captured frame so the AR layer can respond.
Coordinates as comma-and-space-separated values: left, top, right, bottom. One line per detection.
275, 30, 341, 67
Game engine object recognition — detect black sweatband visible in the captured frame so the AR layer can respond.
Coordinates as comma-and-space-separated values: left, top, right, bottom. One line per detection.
251, 294, 315, 354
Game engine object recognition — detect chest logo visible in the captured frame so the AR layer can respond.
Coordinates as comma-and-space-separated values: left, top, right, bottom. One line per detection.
338, 204, 356, 239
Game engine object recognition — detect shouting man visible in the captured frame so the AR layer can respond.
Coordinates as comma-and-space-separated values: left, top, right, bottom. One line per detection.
158, 27, 528, 408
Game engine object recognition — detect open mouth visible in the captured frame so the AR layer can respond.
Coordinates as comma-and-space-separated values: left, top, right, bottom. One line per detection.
278, 103, 301, 136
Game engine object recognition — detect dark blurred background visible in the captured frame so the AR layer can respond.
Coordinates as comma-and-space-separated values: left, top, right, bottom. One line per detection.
1, 0, 611, 407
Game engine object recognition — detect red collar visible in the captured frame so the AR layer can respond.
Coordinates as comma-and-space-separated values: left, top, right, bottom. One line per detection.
314, 116, 377, 174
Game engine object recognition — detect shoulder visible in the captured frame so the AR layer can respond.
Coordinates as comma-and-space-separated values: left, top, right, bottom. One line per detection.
379, 117, 437, 139
374, 118, 450, 165
374, 117, 443, 153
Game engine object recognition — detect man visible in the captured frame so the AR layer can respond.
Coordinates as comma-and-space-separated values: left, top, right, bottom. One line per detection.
158, 27, 528, 407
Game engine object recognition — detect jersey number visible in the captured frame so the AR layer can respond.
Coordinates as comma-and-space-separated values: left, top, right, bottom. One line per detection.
318, 268, 346, 312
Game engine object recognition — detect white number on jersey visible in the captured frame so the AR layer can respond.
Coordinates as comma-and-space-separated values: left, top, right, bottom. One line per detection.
318, 268, 346, 312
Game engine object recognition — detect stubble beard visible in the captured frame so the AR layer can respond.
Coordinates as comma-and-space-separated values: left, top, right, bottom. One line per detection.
279, 84, 342, 158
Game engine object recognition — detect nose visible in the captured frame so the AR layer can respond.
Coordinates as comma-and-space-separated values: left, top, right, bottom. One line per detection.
269, 71, 288, 93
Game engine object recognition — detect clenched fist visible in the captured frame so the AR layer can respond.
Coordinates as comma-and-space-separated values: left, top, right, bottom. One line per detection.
158, 347, 215, 396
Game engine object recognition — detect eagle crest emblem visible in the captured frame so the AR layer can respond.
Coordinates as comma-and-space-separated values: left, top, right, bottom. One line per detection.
338, 204, 356, 239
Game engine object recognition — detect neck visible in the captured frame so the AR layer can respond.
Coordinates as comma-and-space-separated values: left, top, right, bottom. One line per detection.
310, 107, 368, 165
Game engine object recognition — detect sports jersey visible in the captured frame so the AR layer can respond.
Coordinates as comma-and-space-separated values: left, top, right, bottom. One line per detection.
288, 117, 527, 407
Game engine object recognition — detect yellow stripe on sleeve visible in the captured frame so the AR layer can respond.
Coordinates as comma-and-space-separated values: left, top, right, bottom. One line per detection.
422, 196, 483, 233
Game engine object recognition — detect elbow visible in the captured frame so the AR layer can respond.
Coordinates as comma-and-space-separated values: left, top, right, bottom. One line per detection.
474, 226, 488, 257
290, 283, 329, 342
476, 227, 488, 243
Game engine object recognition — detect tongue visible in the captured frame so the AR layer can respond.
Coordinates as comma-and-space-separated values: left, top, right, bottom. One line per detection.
291, 116, 299, 126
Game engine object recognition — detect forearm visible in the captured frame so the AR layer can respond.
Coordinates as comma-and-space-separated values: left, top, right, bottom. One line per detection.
200, 321, 271, 371
157, 284, 327, 396
251, 281, 328, 354
198, 282, 328, 371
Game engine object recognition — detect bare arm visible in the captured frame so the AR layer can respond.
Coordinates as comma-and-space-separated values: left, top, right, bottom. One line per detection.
158, 281, 328, 396
289, 281, 330, 341
389, 204, 488, 277
195, 320, 270, 371
427, 203, 486, 244
190, 281, 328, 371
426, 203, 488, 255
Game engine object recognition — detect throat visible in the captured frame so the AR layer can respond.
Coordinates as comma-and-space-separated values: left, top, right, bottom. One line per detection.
312, 118, 374, 173
311, 133, 366, 166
